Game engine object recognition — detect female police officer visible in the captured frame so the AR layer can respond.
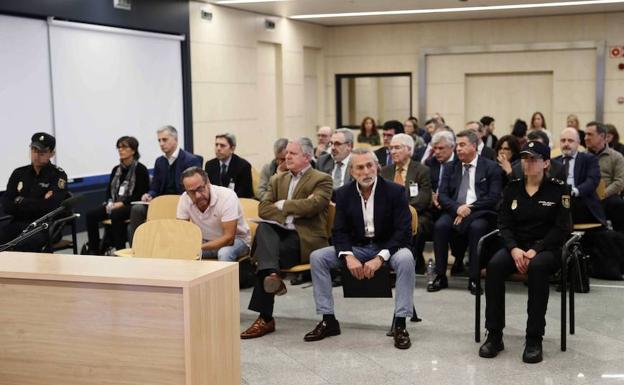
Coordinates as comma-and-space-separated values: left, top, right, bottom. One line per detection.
478, 140, 571, 363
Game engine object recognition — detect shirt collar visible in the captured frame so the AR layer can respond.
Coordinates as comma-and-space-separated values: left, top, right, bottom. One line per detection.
291, 164, 311, 178
167, 146, 180, 162
464, 155, 478, 168
356, 176, 378, 198
220, 155, 233, 167
396, 158, 410, 171
335, 153, 351, 166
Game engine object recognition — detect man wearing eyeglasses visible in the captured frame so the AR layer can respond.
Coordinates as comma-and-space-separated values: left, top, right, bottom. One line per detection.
1, 132, 69, 252
374, 120, 404, 167
317, 128, 354, 189
177, 167, 251, 261
315, 126, 333, 159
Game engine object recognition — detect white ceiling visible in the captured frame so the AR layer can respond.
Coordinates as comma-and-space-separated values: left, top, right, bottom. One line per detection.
204, 0, 624, 26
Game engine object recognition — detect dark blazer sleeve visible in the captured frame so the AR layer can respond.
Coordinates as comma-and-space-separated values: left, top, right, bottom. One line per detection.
470, 159, 502, 212
233, 156, 254, 198
408, 164, 432, 213
438, 163, 460, 215
378, 183, 412, 255
148, 157, 164, 197
576, 153, 600, 198
331, 186, 356, 255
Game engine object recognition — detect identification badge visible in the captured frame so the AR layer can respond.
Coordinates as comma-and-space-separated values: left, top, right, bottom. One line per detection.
511, 199, 517, 210
228, 181, 236, 190
562, 195, 570, 209
118, 185, 126, 196
409, 182, 419, 197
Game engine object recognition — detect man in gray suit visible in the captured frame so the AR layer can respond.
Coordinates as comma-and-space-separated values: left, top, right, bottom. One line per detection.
317, 128, 354, 189
381, 133, 433, 270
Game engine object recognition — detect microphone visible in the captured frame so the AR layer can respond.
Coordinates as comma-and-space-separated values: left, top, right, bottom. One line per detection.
22, 194, 84, 233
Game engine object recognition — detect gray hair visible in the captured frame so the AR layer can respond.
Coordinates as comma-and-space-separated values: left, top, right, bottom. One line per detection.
466, 120, 485, 134
216, 133, 237, 147
180, 166, 208, 184
456, 129, 479, 146
431, 130, 456, 148
273, 138, 288, 155
391, 133, 415, 156
335, 128, 354, 145
350, 147, 379, 164
291, 137, 315, 158
157, 125, 178, 140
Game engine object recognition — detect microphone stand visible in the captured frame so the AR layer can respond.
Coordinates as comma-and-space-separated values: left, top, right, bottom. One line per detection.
0, 222, 49, 252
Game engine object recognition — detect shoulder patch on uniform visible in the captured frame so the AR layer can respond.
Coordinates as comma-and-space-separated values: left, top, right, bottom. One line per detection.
55, 165, 65, 173
549, 177, 565, 185
562, 194, 570, 209
58, 178, 66, 189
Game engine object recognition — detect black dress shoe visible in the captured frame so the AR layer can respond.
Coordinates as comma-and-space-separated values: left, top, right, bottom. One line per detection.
522, 338, 543, 363
393, 326, 411, 349
427, 275, 448, 292
469, 280, 483, 295
304, 320, 341, 342
479, 331, 504, 358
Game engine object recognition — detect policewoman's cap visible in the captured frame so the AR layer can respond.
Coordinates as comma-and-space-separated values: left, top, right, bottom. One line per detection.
30, 132, 56, 151
520, 140, 550, 160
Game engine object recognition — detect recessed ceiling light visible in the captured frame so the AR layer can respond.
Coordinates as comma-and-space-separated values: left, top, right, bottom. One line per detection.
291, 0, 624, 19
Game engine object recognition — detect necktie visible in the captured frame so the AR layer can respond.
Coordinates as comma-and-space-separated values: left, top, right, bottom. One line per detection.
332, 161, 343, 188
220, 163, 228, 186
394, 167, 404, 185
386, 150, 393, 166
563, 156, 572, 180
457, 164, 471, 204
424, 147, 434, 163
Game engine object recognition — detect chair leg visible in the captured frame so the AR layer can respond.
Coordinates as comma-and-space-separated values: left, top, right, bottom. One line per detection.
561, 257, 567, 352
475, 277, 481, 343
410, 305, 421, 322
387, 315, 396, 336
569, 261, 575, 335
71, 219, 78, 255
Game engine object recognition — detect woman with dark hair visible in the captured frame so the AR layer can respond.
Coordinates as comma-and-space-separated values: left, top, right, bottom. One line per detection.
404, 116, 425, 149
529, 111, 553, 148
606, 124, 624, 156
511, 119, 528, 148
357, 116, 380, 145
495, 135, 521, 186
85, 136, 150, 253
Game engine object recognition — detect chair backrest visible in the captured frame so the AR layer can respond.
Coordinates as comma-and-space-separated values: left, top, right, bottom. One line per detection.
146, 195, 180, 221
354, 142, 371, 150
132, 219, 202, 259
326, 202, 336, 238
251, 167, 261, 199
409, 206, 418, 235
239, 198, 259, 238
596, 179, 606, 200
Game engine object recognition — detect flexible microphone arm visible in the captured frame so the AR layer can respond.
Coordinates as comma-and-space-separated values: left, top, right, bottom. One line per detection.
21, 194, 84, 234
0, 223, 49, 253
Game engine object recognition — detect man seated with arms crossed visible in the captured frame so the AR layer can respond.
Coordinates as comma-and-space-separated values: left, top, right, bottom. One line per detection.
204, 133, 254, 198
177, 167, 251, 261
305, 148, 415, 349
129, 125, 202, 244
429, 129, 502, 294
584, 121, 624, 231
380, 133, 432, 273
240, 138, 333, 339
1, 133, 69, 251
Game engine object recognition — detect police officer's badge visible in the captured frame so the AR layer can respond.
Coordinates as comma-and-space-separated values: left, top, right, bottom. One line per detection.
562, 195, 570, 209
39, 135, 45, 141
511, 199, 517, 210
17, 181, 23, 192
58, 178, 66, 189
528, 142, 534, 148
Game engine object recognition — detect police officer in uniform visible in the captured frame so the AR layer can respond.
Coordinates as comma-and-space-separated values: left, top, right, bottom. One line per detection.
479, 141, 571, 364
0, 133, 69, 252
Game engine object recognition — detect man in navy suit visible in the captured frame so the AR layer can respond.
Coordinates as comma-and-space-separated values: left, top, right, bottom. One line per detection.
204, 133, 254, 198
553, 127, 605, 225
305, 148, 415, 349
429, 130, 502, 294
128, 125, 202, 244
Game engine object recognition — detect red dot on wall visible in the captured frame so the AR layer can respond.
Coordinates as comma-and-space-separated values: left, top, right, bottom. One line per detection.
619, 63, 624, 70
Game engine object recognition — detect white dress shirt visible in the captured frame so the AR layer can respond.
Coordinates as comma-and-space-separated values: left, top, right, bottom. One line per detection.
464, 155, 479, 205
564, 152, 579, 196
166, 146, 180, 165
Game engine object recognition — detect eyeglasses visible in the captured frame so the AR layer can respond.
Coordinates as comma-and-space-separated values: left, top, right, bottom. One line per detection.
329, 141, 346, 147
389, 145, 405, 151
317, 133, 329, 138
186, 184, 207, 195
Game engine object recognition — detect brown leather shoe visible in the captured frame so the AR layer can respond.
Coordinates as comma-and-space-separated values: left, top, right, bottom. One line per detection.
263, 273, 287, 296
394, 326, 411, 349
240, 316, 275, 339
303, 320, 341, 342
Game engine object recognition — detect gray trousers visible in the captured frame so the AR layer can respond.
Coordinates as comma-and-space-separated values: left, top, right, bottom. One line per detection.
310, 245, 415, 317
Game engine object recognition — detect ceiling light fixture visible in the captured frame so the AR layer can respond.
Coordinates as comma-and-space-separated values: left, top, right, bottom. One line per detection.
291, 0, 624, 19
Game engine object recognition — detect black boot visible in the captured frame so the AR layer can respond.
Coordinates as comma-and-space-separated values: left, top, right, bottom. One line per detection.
522, 337, 543, 363
479, 330, 504, 358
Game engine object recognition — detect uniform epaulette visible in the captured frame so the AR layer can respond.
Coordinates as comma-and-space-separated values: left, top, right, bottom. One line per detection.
54, 165, 65, 173
509, 178, 522, 184
549, 177, 565, 185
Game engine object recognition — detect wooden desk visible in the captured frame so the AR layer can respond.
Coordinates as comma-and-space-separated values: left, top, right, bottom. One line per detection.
0, 252, 240, 385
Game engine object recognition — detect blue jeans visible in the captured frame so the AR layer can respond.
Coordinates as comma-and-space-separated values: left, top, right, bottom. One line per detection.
310, 244, 415, 317
202, 238, 249, 262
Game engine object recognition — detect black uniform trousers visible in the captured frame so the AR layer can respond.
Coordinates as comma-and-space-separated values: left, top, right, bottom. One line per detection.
485, 248, 561, 339
248, 223, 301, 317
433, 213, 492, 280
603, 195, 624, 232
0, 220, 48, 252
86, 205, 131, 251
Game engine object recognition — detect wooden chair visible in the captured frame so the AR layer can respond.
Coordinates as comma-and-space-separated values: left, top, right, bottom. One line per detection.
114, 195, 180, 257
132, 219, 202, 260
474, 229, 583, 352
251, 167, 261, 199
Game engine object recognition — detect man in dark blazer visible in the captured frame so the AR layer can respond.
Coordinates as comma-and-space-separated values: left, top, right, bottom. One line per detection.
380, 133, 432, 271
553, 127, 606, 225
204, 133, 254, 198
466, 121, 496, 161
430, 130, 502, 294
240, 138, 333, 340
374, 120, 404, 167
305, 148, 415, 349
316, 128, 354, 189
128, 125, 202, 244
